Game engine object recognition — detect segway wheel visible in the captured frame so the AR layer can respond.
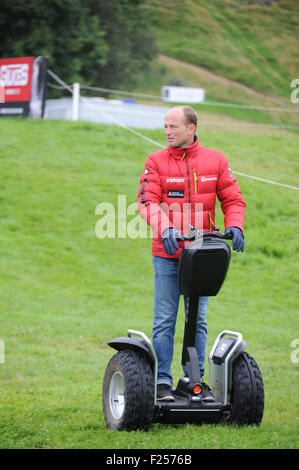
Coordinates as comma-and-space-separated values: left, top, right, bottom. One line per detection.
229, 352, 264, 426
102, 349, 154, 431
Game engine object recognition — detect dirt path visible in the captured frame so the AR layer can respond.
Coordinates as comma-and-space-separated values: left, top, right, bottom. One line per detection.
159, 54, 288, 106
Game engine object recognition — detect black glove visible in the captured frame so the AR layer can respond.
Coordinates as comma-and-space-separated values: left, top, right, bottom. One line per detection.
161, 228, 184, 255
225, 227, 244, 252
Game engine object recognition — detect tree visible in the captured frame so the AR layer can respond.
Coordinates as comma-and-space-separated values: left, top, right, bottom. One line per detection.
0, 0, 158, 91
89, 0, 159, 89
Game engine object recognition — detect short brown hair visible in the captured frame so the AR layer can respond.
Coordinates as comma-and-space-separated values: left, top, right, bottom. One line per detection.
182, 106, 197, 128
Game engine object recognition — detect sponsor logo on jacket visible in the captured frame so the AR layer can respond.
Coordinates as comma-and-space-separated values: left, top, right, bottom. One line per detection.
201, 176, 218, 182
167, 178, 185, 183
167, 190, 184, 198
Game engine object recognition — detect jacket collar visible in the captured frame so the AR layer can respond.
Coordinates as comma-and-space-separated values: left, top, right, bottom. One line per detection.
168, 135, 199, 160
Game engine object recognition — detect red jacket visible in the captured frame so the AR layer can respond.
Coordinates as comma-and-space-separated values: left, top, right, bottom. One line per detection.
138, 137, 246, 258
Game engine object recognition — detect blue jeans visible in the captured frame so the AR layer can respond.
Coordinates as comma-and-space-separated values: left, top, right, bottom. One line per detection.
152, 256, 209, 387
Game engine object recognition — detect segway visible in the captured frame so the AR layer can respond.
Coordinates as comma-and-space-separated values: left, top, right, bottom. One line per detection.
102, 229, 264, 431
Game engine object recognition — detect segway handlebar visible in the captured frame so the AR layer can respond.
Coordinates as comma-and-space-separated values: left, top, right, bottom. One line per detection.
179, 226, 233, 241
203, 231, 233, 240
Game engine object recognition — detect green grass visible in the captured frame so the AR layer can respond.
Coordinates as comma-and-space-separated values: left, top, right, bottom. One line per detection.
129, 0, 299, 128
67, 0, 299, 128
146, 0, 299, 99
0, 118, 298, 449
132, 58, 299, 128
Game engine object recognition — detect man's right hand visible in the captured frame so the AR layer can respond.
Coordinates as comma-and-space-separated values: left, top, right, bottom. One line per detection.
161, 228, 184, 255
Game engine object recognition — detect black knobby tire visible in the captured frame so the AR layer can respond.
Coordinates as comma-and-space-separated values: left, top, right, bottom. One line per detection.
102, 349, 154, 431
229, 351, 264, 426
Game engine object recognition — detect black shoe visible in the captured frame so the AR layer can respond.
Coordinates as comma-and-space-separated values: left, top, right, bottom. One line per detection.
157, 383, 175, 401
200, 381, 215, 402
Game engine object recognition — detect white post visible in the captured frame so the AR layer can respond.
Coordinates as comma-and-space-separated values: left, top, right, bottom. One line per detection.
72, 82, 80, 121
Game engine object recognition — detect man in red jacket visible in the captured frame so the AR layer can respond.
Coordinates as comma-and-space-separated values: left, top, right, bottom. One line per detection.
138, 106, 246, 401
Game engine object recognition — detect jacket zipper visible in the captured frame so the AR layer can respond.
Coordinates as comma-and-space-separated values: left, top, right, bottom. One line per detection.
209, 211, 214, 231
193, 168, 197, 194
183, 150, 191, 225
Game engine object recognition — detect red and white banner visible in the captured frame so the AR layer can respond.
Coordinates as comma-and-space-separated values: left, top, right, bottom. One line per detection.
0, 56, 34, 102
0, 56, 48, 117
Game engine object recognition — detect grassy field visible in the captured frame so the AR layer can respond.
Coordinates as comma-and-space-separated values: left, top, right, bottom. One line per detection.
147, 0, 298, 99
122, 0, 299, 129
0, 118, 298, 449
52, 1, 299, 129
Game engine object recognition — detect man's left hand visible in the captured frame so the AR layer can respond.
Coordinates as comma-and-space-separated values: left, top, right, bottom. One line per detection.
225, 227, 244, 252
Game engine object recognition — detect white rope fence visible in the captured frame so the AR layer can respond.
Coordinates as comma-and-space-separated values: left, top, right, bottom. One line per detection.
48, 80, 299, 113
47, 70, 299, 191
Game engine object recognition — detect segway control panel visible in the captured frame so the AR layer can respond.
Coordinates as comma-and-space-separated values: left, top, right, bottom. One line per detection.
178, 234, 231, 297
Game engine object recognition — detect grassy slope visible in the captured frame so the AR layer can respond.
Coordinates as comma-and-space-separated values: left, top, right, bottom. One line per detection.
146, 0, 299, 99
0, 118, 298, 449
134, 54, 299, 127
130, 0, 299, 127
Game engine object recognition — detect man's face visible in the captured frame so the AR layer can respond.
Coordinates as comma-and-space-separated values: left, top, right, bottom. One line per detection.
164, 108, 195, 148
